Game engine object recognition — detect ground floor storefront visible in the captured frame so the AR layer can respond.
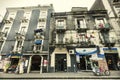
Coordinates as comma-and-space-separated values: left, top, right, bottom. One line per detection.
49, 47, 120, 72
0, 47, 120, 73
0, 53, 49, 73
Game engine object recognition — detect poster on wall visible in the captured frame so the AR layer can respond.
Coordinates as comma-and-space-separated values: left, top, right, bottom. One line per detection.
98, 60, 108, 70
0, 60, 3, 69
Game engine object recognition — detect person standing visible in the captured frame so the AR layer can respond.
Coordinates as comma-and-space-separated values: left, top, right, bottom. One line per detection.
3, 58, 11, 73
117, 59, 120, 70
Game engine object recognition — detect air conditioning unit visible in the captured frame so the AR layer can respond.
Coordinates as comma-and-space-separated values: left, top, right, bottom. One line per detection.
69, 50, 74, 54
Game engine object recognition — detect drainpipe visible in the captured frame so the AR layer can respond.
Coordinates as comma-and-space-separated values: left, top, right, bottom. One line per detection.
40, 56, 43, 73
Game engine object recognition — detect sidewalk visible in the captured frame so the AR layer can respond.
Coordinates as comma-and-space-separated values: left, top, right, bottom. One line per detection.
0, 71, 120, 79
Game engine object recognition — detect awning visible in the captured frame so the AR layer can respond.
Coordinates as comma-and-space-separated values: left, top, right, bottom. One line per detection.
34, 29, 43, 33
103, 48, 117, 50
75, 48, 98, 56
6, 53, 23, 58
97, 54, 105, 58
34, 40, 42, 45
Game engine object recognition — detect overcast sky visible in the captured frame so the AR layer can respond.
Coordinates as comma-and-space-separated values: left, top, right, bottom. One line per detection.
0, 0, 95, 22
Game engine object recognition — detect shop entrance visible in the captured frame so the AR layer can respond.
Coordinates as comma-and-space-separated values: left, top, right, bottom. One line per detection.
105, 53, 118, 70
55, 54, 67, 72
10, 58, 19, 66
31, 55, 41, 72
79, 55, 92, 71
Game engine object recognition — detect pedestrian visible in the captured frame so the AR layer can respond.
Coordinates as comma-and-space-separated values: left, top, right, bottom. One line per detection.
117, 59, 120, 70
18, 59, 24, 74
3, 58, 11, 73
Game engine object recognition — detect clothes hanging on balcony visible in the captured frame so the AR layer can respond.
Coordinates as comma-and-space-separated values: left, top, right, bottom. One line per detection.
34, 29, 43, 33
99, 23, 104, 28
34, 40, 42, 45
105, 23, 109, 28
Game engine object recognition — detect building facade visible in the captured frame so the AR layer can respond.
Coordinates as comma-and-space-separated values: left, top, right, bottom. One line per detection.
90, 0, 120, 71
0, 1, 120, 73
49, 6, 120, 72
0, 4, 53, 73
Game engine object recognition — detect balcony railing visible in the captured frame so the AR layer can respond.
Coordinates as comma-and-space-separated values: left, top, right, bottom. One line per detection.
76, 24, 88, 32
56, 26, 66, 33
112, 0, 120, 5
15, 32, 25, 40
97, 23, 111, 31
102, 37, 116, 47
0, 32, 5, 39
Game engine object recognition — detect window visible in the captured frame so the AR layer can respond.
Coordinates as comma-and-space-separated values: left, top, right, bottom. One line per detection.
97, 18, 105, 24
40, 11, 47, 18
57, 20, 64, 26
20, 26, 26, 35
77, 19, 84, 28
76, 18, 87, 28
16, 41, 22, 48
4, 27, 9, 37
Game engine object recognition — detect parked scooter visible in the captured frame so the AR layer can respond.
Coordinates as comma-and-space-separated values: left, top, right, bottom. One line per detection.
93, 67, 110, 76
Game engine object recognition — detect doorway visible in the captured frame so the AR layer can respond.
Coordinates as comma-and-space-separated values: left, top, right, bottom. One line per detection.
105, 53, 118, 70
10, 58, 19, 65
31, 55, 41, 71
79, 55, 92, 71
55, 54, 67, 72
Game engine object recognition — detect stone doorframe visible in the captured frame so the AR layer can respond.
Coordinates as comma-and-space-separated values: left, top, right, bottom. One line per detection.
27, 55, 43, 73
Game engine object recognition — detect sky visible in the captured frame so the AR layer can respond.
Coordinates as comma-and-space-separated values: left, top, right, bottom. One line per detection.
0, 0, 95, 22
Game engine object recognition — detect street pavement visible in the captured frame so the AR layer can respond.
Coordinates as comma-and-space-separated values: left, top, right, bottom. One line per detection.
0, 71, 120, 80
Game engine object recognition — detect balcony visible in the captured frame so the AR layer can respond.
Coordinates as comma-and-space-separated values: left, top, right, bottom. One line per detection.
33, 45, 42, 53
0, 32, 5, 40
56, 26, 66, 33
4, 19, 11, 24
15, 32, 25, 40
112, 0, 120, 5
103, 37, 116, 47
76, 25, 88, 32
34, 29, 43, 33
97, 23, 111, 32
21, 17, 28, 23
89, 41, 96, 47
55, 40, 66, 45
